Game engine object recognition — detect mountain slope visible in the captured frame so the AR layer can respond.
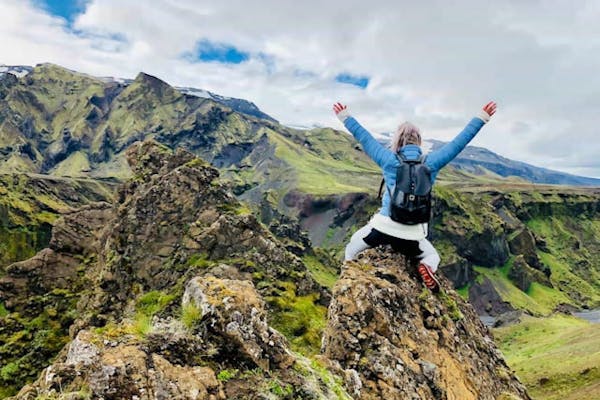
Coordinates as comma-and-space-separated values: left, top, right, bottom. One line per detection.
429, 139, 600, 186
0, 63, 380, 194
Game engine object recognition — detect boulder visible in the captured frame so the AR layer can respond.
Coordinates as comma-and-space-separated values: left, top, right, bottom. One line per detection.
321, 249, 530, 400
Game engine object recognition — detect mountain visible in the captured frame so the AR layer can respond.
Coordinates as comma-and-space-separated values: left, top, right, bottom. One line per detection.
0, 65, 32, 79
0, 142, 529, 399
428, 139, 600, 186
1, 63, 276, 122
0, 63, 379, 192
176, 86, 277, 122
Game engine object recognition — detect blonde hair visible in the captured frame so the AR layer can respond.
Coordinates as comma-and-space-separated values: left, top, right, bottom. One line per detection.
391, 122, 422, 153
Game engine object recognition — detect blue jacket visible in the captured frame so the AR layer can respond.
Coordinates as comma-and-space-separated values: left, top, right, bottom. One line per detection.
343, 116, 486, 216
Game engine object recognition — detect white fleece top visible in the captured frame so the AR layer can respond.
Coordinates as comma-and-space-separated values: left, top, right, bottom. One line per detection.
369, 213, 428, 241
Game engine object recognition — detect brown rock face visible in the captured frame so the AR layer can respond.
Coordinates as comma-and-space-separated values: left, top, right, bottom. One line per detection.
15, 330, 226, 400
508, 255, 552, 292
13, 274, 346, 400
4, 140, 341, 399
321, 249, 530, 400
508, 228, 550, 276
183, 276, 295, 371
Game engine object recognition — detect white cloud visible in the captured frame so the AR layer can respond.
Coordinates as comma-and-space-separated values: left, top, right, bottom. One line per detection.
1, 0, 599, 177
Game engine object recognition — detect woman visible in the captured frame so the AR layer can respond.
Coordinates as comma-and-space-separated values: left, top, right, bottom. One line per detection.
333, 101, 497, 292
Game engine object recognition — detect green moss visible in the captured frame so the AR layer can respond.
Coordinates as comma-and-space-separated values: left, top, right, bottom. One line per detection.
525, 216, 600, 308
0, 284, 81, 392
267, 380, 294, 397
438, 291, 463, 321
267, 128, 379, 195
185, 253, 213, 269
217, 368, 238, 382
184, 158, 207, 168
266, 282, 328, 356
0, 362, 19, 381
136, 290, 177, 317
307, 358, 351, 399
455, 284, 470, 300
302, 254, 338, 289
50, 151, 91, 177
131, 313, 152, 337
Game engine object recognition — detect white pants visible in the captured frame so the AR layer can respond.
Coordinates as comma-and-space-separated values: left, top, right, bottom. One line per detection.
344, 223, 441, 272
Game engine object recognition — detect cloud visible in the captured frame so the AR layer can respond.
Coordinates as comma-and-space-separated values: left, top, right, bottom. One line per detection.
1, 0, 599, 177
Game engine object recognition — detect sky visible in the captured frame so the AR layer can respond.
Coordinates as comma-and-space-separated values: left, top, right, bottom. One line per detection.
1, 0, 599, 178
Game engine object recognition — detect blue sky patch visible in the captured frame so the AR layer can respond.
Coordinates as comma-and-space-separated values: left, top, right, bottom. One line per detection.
35, 0, 90, 24
184, 40, 249, 64
335, 73, 370, 89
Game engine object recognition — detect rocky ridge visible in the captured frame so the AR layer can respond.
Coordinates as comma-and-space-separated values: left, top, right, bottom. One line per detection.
0, 141, 529, 399
322, 248, 529, 400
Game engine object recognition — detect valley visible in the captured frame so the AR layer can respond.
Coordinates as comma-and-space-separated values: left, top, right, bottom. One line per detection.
0, 64, 599, 399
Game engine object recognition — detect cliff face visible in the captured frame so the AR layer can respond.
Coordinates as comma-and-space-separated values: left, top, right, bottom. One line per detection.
321, 249, 529, 400
0, 173, 115, 270
0, 141, 529, 399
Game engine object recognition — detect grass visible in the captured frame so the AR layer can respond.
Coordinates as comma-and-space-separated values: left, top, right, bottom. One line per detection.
495, 314, 600, 400
266, 281, 328, 356
302, 254, 339, 289
181, 302, 202, 329
525, 217, 600, 308
136, 291, 177, 317
474, 265, 572, 316
217, 368, 238, 382
455, 284, 470, 300
0, 302, 8, 317
267, 128, 379, 195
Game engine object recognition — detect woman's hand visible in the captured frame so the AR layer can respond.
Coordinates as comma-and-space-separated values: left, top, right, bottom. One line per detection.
478, 101, 497, 123
483, 101, 497, 116
333, 102, 350, 122
333, 102, 347, 115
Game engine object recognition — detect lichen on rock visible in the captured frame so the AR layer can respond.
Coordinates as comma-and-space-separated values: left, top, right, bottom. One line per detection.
321, 248, 531, 400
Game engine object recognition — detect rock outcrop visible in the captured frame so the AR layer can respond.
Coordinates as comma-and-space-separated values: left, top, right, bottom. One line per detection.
2, 141, 531, 399
15, 276, 345, 400
321, 249, 530, 400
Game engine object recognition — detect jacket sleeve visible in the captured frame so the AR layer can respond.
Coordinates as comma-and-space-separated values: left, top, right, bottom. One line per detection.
426, 117, 486, 172
343, 116, 395, 168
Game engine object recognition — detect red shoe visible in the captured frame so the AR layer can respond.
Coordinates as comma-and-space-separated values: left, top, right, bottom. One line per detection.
418, 263, 440, 293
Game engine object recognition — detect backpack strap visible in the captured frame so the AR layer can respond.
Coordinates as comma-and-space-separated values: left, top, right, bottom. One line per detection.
377, 178, 385, 199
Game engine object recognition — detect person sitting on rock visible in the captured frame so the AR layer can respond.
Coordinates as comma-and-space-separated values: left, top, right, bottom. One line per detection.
333, 101, 497, 292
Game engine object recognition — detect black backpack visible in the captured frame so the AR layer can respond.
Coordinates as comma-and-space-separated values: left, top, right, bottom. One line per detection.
377, 154, 432, 225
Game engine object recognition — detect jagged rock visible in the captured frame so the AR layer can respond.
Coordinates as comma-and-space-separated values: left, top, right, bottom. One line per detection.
493, 311, 524, 328
2, 140, 334, 397
508, 256, 534, 292
461, 228, 510, 267
469, 277, 515, 316
321, 248, 530, 400
439, 256, 474, 288
182, 275, 294, 370
508, 229, 550, 276
13, 330, 225, 400
0, 203, 113, 394
508, 255, 552, 291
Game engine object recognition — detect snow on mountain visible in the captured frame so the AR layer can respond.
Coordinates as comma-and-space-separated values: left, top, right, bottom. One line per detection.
0, 65, 33, 78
